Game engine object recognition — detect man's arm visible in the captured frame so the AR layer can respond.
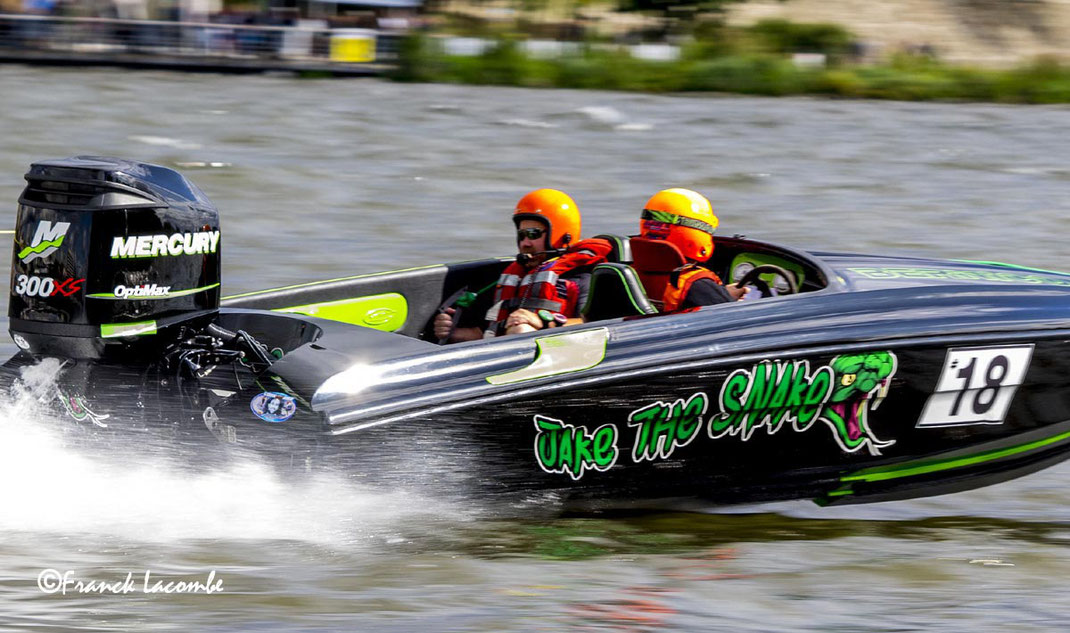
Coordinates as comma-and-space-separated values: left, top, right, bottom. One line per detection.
504, 308, 542, 334
680, 278, 748, 310
433, 308, 484, 342
500, 271, 594, 336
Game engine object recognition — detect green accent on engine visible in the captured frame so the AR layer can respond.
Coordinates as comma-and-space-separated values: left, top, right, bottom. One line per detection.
88, 283, 220, 300
729, 252, 806, 288
100, 320, 157, 338
841, 428, 1070, 484
273, 292, 407, 331
17, 236, 64, 260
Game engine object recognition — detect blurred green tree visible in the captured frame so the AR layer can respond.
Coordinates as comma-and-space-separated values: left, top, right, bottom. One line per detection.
748, 19, 853, 59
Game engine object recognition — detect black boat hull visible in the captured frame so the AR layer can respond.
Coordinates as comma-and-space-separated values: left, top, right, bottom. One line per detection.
11, 315, 1067, 511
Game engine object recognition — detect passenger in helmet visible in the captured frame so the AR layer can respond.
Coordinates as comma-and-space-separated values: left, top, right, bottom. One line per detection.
634, 188, 747, 312
434, 189, 611, 341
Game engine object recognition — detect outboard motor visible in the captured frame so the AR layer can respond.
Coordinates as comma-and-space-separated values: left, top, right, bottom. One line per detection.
9, 156, 221, 359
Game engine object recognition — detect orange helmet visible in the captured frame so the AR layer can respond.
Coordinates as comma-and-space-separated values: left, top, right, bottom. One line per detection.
639, 188, 718, 261
513, 189, 580, 251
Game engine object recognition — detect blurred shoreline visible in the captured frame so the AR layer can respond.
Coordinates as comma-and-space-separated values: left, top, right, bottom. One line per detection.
725, 0, 1070, 69
0, 12, 398, 76
5, 8, 1070, 102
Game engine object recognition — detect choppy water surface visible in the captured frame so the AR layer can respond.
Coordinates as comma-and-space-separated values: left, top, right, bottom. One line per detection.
0, 65, 1068, 631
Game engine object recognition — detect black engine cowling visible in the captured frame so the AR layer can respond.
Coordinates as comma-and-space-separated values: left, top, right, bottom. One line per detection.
9, 156, 221, 359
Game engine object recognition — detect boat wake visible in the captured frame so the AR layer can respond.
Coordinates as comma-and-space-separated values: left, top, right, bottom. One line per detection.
575, 106, 653, 131
0, 359, 468, 546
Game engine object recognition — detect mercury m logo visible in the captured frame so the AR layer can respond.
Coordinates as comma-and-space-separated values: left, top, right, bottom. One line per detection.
19, 221, 71, 263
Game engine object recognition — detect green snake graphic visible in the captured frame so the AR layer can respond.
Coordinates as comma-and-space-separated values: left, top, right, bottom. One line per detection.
816, 352, 898, 455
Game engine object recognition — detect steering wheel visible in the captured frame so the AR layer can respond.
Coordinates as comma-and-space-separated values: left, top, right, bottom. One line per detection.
735, 264, 799, 298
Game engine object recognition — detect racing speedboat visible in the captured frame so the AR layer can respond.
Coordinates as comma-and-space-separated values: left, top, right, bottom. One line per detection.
6, 156, 1070, 510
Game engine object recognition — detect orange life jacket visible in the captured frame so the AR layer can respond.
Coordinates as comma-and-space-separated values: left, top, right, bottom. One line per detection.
486, 238, 612, 337
661, 265, 723, 313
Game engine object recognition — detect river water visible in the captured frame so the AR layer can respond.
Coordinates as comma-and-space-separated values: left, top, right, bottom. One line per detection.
0, 65, 1069, 631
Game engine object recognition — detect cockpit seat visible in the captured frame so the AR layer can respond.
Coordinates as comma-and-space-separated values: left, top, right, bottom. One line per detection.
629, 236, 689, 311
581, 263, 657, 321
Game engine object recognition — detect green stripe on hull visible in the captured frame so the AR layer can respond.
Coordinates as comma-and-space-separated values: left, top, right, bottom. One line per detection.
952, 259, 1070, 277
842, 428, 1070, 484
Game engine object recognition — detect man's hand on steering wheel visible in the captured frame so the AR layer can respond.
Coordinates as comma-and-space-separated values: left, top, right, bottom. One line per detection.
735, 265, 799, 298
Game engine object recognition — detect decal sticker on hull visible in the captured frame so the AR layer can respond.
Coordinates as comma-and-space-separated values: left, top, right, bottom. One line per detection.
917, 345, 1034, 428
629, 392, 708, 463
848, 267, 1070, 288
533, 415, 618, 480
531, 351, 900, 479
250, 392, 297, 423
712, 352, 898, 456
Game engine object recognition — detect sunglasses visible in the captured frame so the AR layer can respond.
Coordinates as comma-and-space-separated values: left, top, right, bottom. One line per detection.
516, 227, 546, 241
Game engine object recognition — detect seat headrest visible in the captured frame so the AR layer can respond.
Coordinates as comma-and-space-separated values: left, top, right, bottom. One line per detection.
630, 236, 687, 273
581, 263, 657, 321
592, 234, 633, 265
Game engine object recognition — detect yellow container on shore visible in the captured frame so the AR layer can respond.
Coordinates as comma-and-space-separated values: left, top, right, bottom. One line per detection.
330, 29, 377, 63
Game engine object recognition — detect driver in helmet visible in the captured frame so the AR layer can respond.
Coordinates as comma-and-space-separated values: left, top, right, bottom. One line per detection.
638, 188, 747, 312
434, 189, 611, 342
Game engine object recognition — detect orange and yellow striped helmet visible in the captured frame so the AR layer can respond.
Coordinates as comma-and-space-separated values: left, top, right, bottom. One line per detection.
639, 188, 718, 261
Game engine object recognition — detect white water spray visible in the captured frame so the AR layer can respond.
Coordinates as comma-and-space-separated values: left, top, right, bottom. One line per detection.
0, 359, 466, 545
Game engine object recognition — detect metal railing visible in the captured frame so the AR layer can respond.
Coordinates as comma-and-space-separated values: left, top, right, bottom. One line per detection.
0, 13, 400, 68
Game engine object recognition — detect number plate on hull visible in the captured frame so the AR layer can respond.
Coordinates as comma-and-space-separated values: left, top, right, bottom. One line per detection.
917, 345, 1035, 427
